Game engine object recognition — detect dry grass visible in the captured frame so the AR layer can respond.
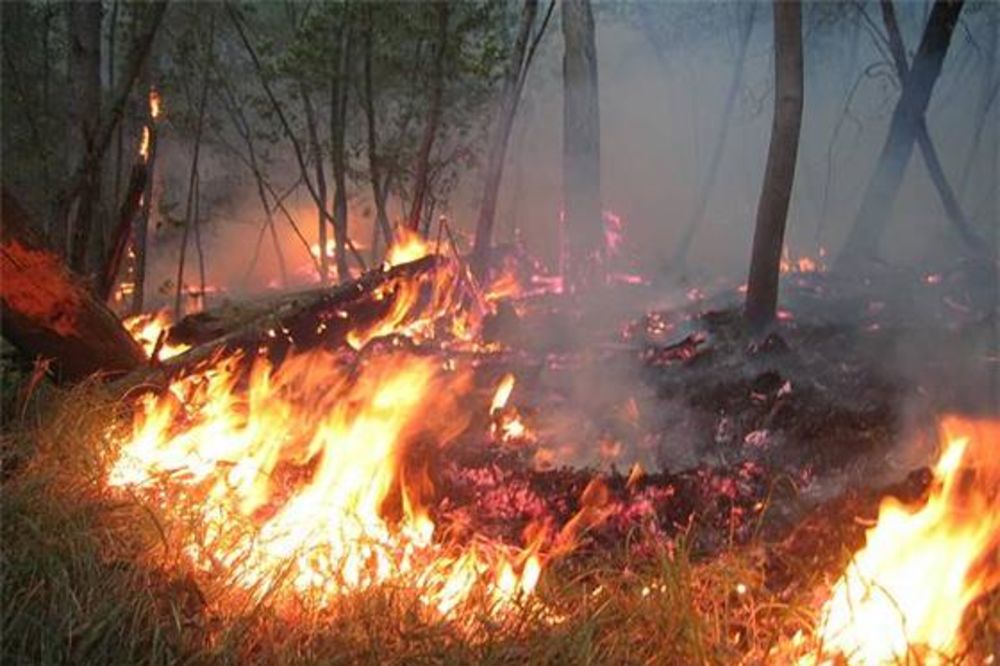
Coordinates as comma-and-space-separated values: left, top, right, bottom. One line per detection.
1, 382, 996, 665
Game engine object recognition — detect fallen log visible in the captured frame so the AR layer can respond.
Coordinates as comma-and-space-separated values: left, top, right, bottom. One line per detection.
113, 254, 452, 394
1, 188, 146, 382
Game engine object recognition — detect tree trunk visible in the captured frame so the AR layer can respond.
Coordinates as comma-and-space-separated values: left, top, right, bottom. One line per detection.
561, 0, 603, 291
330, 15, 352, 281
744, 0, 803, 331
99, 161, 146, 302
837, 0, 964, 268
879, 0, 984, 252
671, 1, 757, 269
471, 0, 539, 275
362, 6, 393, 260
56, 1, 167, 272
66, 1, 102, 274
174, 18, 214, 318
406, 3, 449, 232
1, 189, 146, 382
301, 87, 330, 284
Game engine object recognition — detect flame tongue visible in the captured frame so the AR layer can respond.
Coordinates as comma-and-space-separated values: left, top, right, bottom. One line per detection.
108, 348, 549, 618
804, 416, 1000, 665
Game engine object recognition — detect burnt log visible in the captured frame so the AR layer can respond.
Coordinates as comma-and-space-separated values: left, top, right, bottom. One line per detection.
113, 254, 453, 393
0, 188, 146, 381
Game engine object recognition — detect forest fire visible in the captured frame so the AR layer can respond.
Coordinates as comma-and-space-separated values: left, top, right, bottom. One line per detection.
793, 416, 1000, 665
106, 345, 555, 621
123, 310, 190, 360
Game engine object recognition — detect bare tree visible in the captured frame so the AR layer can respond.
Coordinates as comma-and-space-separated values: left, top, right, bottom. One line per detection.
744, 0, 804, 331
406, 3, 449, 232
837, 0, 964, 268
879, 0, 984, 252
562, 0, 603, 290
329, 13, 352, 280
471, 0, 547, 274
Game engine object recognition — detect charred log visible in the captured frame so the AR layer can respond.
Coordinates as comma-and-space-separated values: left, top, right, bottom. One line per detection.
0, 188, 146, 382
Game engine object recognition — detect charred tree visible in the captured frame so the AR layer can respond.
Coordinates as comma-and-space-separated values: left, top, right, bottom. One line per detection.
301, 86, 331, 284
837, 0, 964, 268
471, 0, 541, 276
744, 0, 803, 331
55, 2, 167, 278
671, 1, 757, 269
1, 189, 146, 381
98, 161, 146, 302
406, 3, 449, 233
561, 0, 603, 290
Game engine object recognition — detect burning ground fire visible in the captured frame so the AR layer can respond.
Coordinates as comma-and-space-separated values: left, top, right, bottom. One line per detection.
787, 416, 1000, 665
110, 239, 1000, 654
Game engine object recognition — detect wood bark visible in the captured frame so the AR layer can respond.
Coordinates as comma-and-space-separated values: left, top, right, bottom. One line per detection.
671, 1, 757, 269
744, 0, 804, 331
471, 0, 539, 276
406, 3, 449, 232
837, 0, 964, 268
99, 161, 146, 302
131, 120, 155, 315
1, 188, 146, 382
561, 0, 603, 290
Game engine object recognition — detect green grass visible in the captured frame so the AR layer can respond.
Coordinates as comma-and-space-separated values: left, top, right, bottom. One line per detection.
1, 382, 995, 665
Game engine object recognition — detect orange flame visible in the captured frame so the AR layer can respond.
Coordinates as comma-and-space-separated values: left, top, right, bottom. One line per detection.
149, 88, 162, 120
123, 310, 190, 360
138, 126, 151, 161
386, 227, 434, 267
798, 416, 1000, 665
107, 349, 552, 621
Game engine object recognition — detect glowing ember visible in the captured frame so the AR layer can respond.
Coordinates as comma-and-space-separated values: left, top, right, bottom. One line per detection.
798, 416, 1000, 665
123, 310, 190, 360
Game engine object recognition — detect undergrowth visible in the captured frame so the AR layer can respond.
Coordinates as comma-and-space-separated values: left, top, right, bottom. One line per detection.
1, 382, 995, 665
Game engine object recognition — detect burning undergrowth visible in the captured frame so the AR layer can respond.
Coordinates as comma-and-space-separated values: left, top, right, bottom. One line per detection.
5, 244, 999, 663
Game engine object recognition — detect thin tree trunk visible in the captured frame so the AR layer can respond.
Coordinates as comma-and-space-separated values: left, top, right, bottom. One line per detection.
471, 0, 539, 275
837, 0, 964, 268
56, 1, 167, 264
66, 0, 102, 274
192, 170, 207, 310
958, 16, 998, 204
406, 3, 449, 232
301, 86, 330, 283
329, 14, 352, 281
880, 0, 984, 252
174, 19, 214, 318
561, 0, 603, 291
362, 6, 392, 260
744, 0, 804, 331
671, 1, 757, 269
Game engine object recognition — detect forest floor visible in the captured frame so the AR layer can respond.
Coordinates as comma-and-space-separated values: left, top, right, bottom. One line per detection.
2, 267, 998, 665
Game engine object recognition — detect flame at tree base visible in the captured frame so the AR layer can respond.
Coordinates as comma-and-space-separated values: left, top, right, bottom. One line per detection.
793, 416, 1000, 665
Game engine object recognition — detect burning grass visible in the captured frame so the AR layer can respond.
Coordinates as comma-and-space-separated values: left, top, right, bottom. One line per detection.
3, 372, 998, 664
